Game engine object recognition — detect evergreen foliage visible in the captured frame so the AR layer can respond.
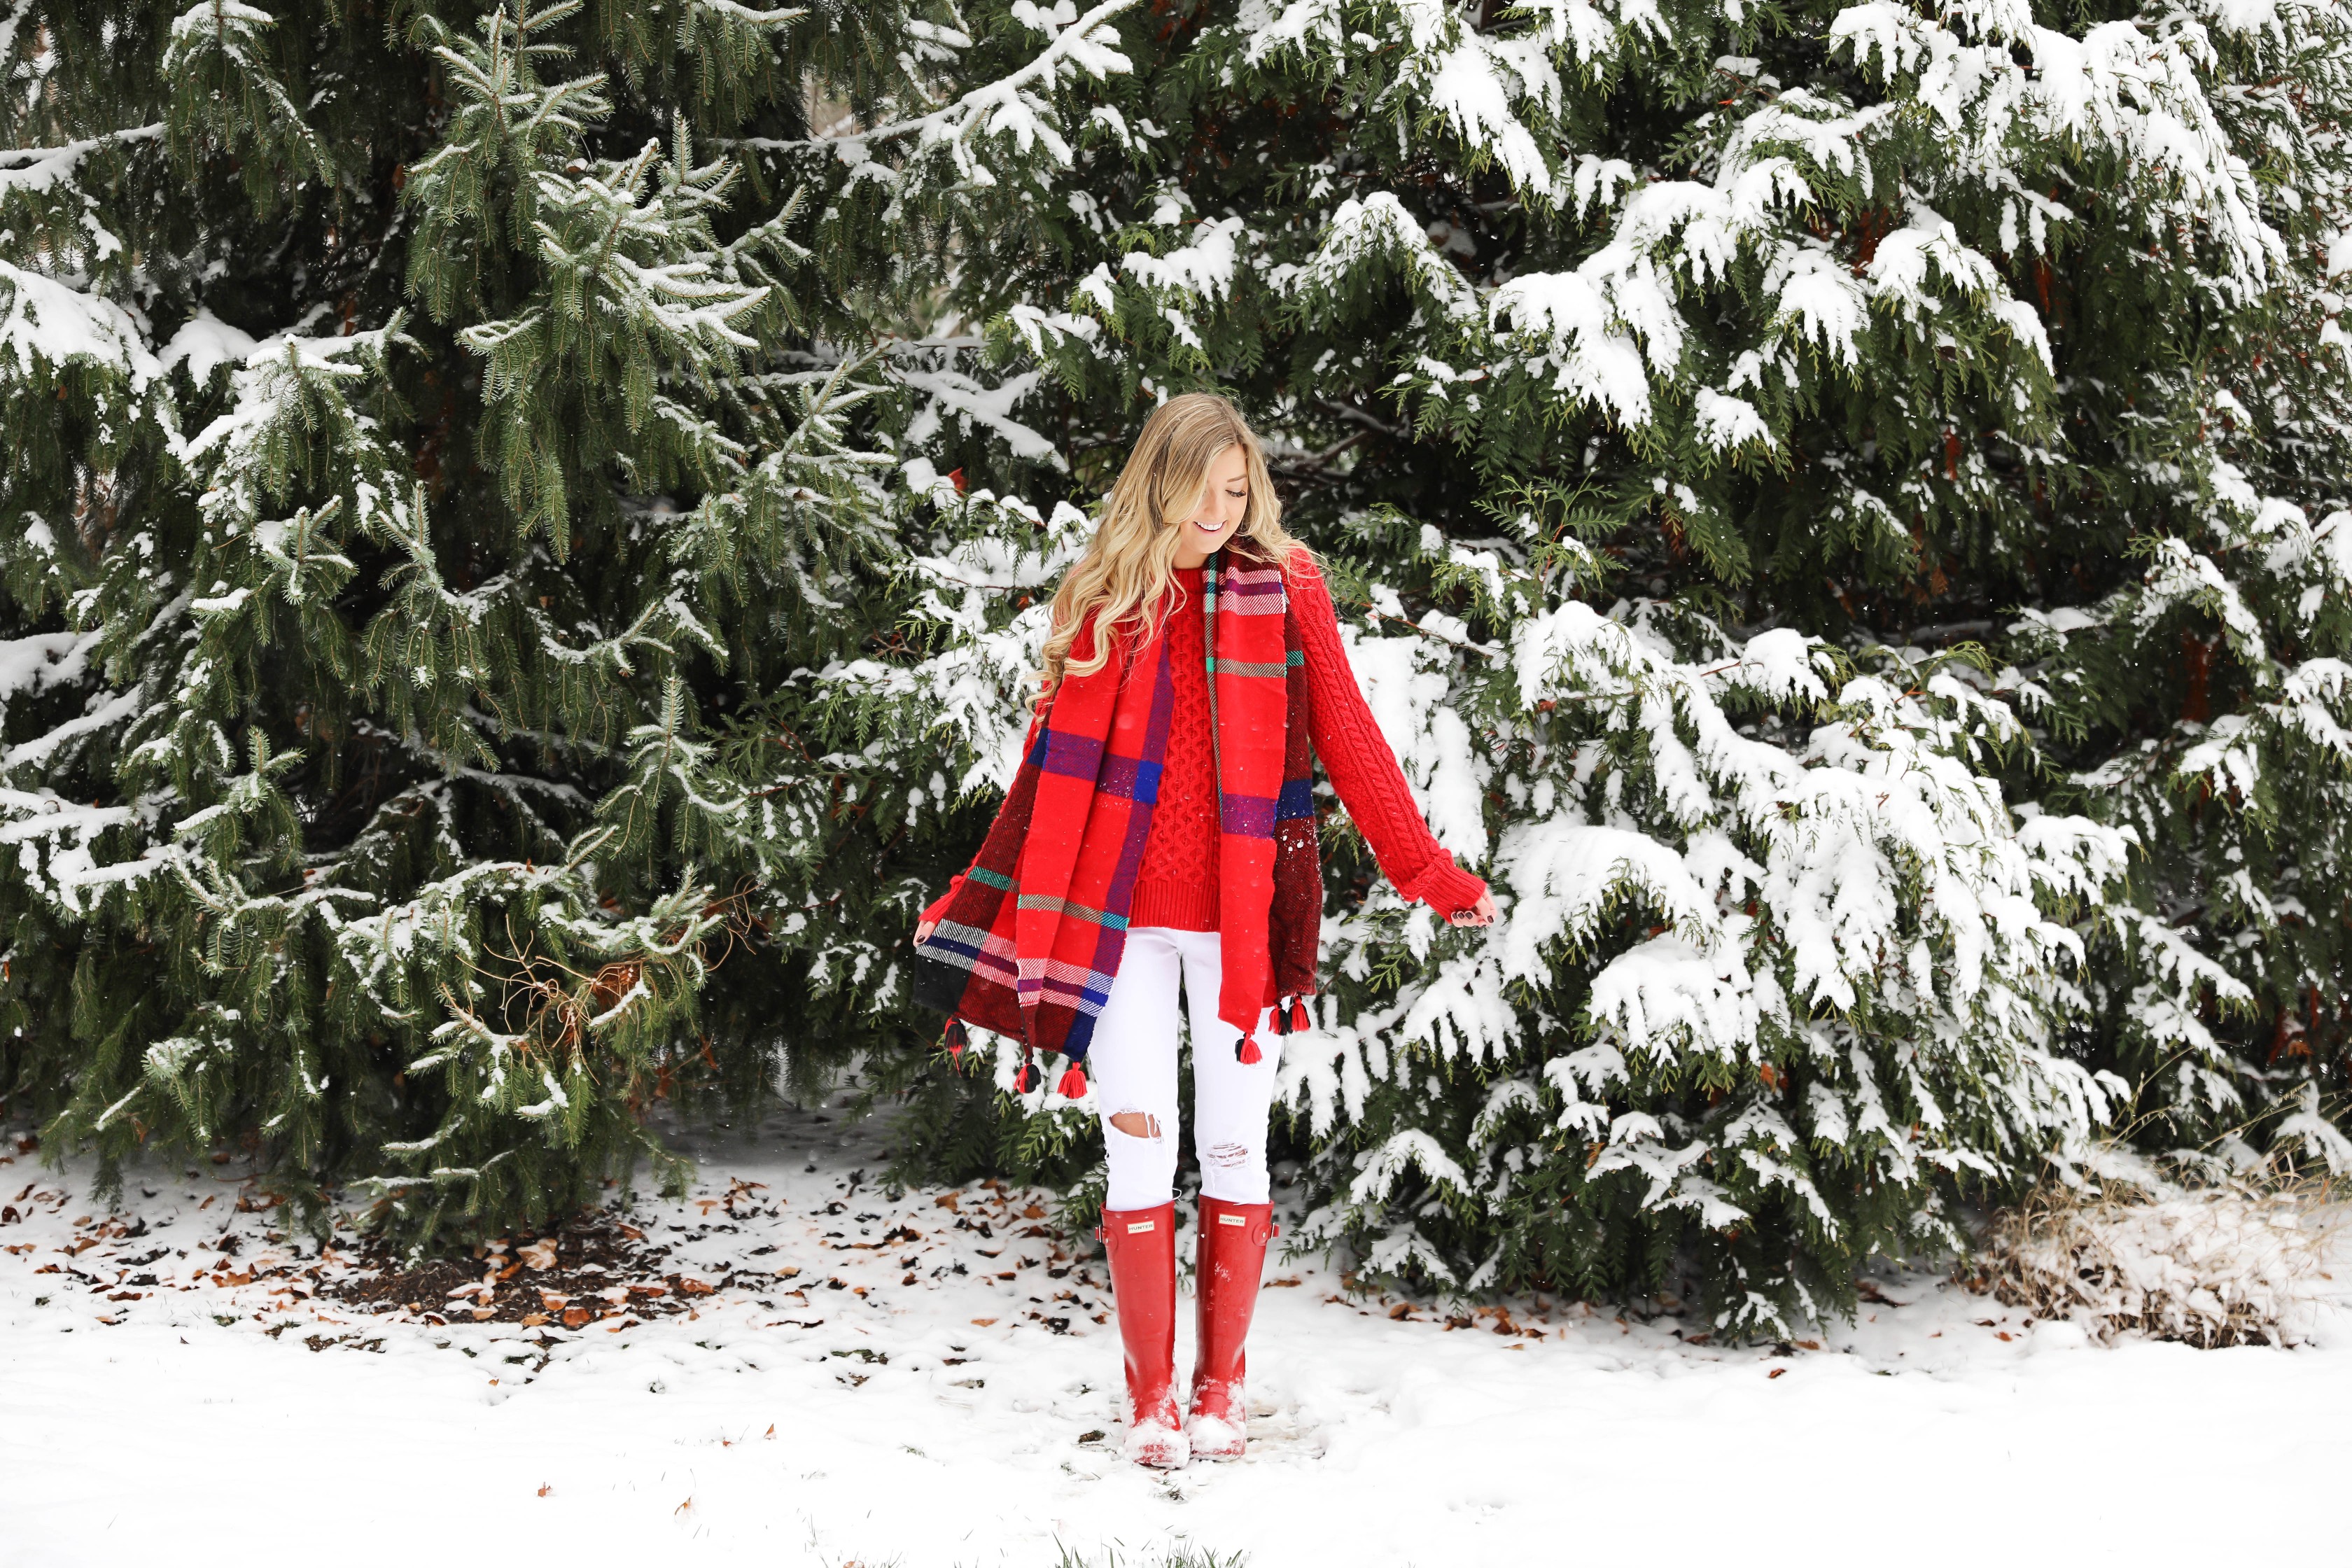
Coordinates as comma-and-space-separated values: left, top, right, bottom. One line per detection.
4, 0, 2347, 1331
0, 0, 921, 1243
784, 0, 2352, 1330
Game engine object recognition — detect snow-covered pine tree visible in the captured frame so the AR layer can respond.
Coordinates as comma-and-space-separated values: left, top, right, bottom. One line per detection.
2006, 127, 2352, 1166
7, 0, 2344, 1322
772, 0, 2352, 1329
0, 0, 957, 1244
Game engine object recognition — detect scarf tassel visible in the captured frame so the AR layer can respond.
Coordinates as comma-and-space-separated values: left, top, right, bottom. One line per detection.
943, 1018, 968, 1057
1248, 994, 1315, 1060
1057, 1060, 1088, 1099
1268, 995, 1313, 1040
1013, 1044, 1039, 1095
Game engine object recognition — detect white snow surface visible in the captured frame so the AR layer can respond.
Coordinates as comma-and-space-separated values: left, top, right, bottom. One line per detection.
4, 1098, 2348, 1565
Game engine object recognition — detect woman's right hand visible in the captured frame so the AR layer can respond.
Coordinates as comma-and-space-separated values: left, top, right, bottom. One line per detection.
1447, 890, 1498, 927
915, 918, 938, 944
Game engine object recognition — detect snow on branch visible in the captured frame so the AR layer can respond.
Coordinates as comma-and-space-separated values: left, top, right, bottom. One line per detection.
0, 122, 164, 195
808, 0, 1140, 186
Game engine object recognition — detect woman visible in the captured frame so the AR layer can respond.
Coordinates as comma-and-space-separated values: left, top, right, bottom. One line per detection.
913, 393, 1494, 1469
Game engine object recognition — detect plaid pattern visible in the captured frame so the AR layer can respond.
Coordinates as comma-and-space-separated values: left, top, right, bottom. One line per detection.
1200, 558, 1291, 1038
914, 547, 1320, 1062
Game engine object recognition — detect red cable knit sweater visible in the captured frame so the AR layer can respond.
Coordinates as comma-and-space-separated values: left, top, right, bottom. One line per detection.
1125, 560, 1485, 930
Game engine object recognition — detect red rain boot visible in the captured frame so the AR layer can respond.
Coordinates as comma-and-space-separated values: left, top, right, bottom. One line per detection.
1187, 1196, 1277, 1460
1098, 1201, 1188, 1469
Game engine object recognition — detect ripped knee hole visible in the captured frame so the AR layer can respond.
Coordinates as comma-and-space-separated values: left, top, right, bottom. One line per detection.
1108, 1110, 1163, 1140
1204, 1141, 1252, 1169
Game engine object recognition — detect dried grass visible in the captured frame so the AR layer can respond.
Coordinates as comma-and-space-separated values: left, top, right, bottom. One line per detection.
1970, 1151, 2348, 1348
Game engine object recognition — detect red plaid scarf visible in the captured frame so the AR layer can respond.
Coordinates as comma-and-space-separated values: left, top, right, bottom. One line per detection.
913, 547, 1319, 1088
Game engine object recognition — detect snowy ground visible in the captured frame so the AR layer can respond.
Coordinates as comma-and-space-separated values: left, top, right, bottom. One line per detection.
5, 1097, 2350, 1567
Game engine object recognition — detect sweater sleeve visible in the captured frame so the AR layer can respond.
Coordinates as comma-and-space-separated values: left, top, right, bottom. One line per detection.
1289, 555, 1488, 918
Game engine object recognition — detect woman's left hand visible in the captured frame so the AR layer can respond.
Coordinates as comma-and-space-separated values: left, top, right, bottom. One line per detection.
1448, 890, 1498, 927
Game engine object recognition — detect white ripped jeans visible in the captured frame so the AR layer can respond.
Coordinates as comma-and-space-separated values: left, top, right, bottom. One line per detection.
1088, 927, 1281, 1211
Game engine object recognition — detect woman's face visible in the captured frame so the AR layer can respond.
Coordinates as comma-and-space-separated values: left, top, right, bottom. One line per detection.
1170, 444, 1250, 568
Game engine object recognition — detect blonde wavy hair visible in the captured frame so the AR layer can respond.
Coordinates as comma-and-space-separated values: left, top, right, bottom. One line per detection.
1037, 393, 1308, 701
